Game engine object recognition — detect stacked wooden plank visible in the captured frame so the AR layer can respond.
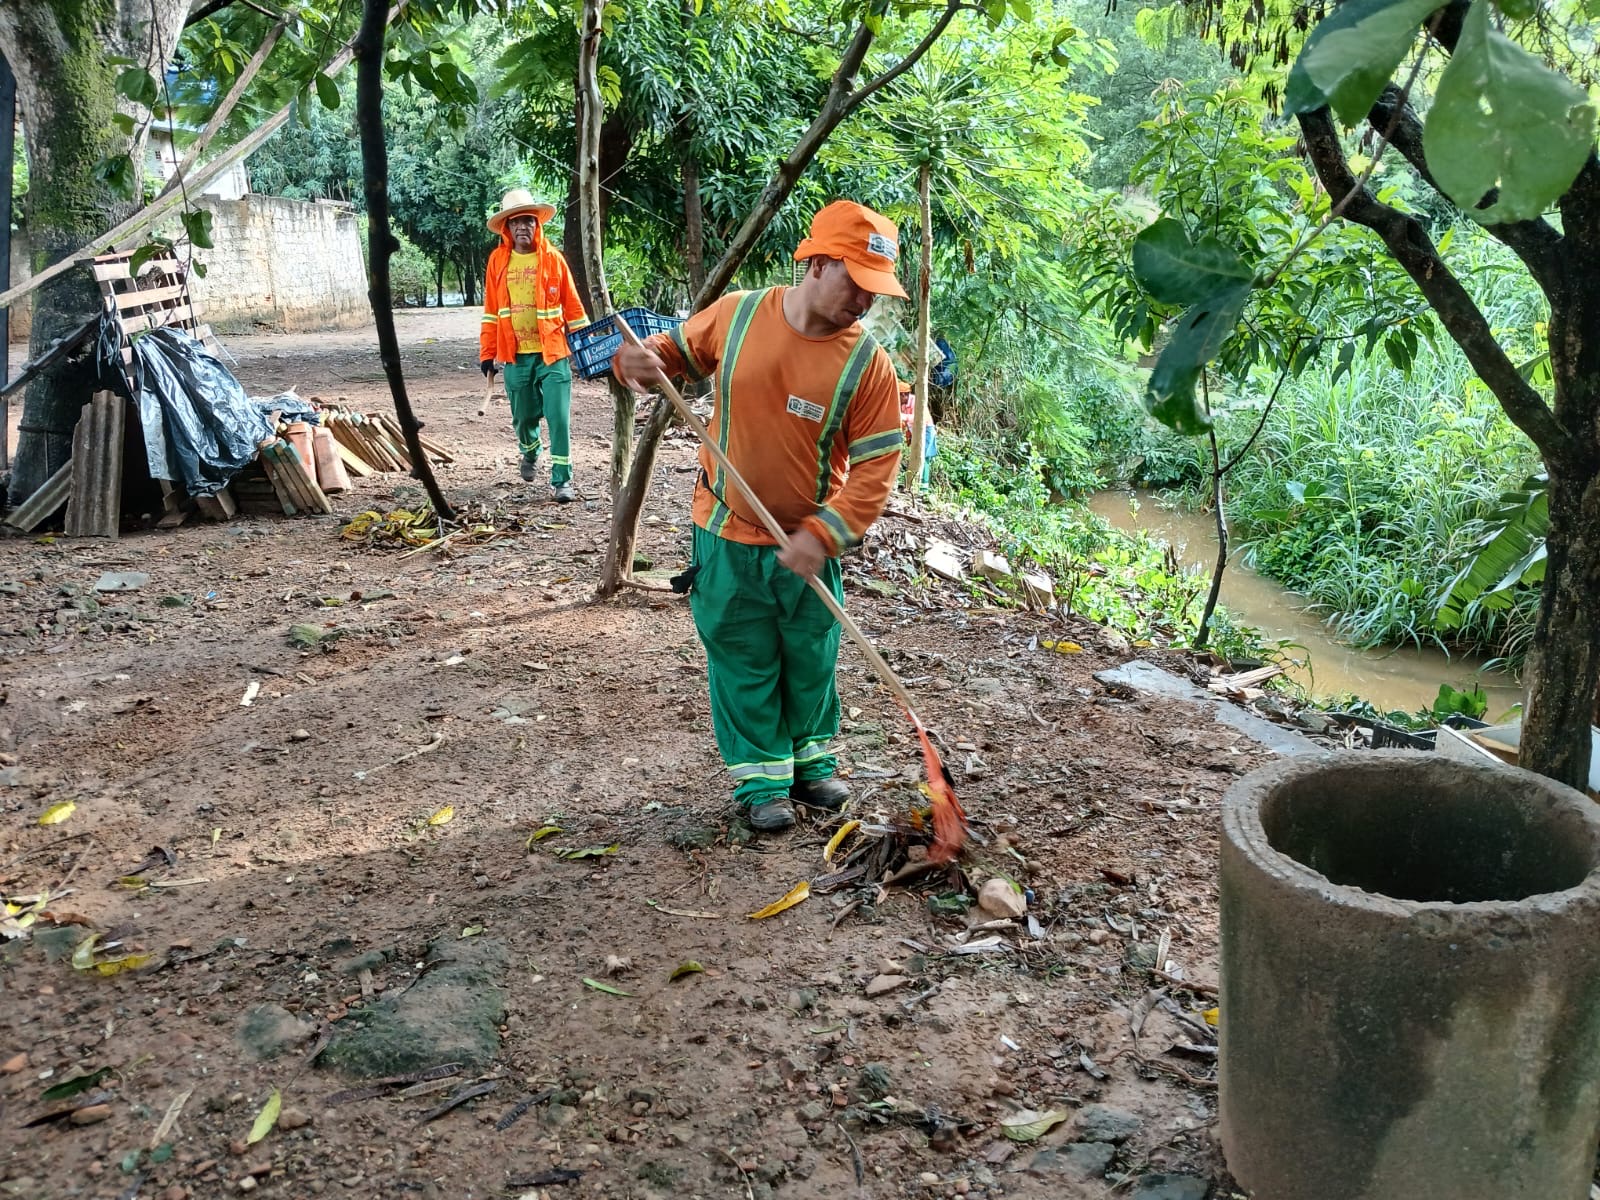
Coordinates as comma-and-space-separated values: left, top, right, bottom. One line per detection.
258, 438, 333, 516
314, 404, 453, 475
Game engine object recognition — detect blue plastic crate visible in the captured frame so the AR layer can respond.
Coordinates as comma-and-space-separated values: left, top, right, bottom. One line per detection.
567, 307, 684, 381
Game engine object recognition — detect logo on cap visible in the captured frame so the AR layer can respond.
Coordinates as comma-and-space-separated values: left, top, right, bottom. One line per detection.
866, 232, 898, 263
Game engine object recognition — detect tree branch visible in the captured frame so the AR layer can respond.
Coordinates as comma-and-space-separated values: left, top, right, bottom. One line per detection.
185, 0, 278, 25
1369, 84, 1565, 294
1559, 152, 1600, 247
845, 0, 968, 113
1298, 105, 1578, 468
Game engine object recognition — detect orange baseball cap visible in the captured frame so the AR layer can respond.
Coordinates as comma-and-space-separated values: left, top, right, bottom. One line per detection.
793, 200, 908, 300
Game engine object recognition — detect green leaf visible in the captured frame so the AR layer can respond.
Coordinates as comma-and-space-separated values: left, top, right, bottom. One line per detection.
1143, 283, 1251, 436
128, 240, 171, 277
116, 68, 159, 108
553, 843, 619, 860
581, 977, 634, 996
669, 961, 705, 981
1285, 0, 1443, 122
180, 208, 215, 250
93, 155, 137, 201
1424, 0, 1597, 223
41, 1066, 112, 1102
247, 1088, 281, 1144
1131, 219, 1252, 308
314, 74, 341, 110
1434, 473, 1548, 627
111, 113, 136, 136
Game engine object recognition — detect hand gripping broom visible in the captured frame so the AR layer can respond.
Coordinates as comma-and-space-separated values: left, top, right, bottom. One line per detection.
614, 314, 968, 863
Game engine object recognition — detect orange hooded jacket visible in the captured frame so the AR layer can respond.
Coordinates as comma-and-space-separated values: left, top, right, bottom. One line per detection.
478, 222, 590, 366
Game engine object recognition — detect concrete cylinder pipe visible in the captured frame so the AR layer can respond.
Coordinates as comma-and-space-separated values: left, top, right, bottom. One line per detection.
1219, 751, 1600, 1200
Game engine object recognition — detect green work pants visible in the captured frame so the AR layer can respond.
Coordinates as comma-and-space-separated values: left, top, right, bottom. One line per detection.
502, 353, 573, 485
689, 525, 843, 805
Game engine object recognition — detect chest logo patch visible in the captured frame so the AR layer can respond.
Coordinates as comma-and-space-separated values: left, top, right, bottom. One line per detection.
786, 395, 825, 423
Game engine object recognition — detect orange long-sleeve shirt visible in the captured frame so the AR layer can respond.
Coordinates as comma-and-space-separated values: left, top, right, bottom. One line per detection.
479, 225, 589, 366
643, 287, 903, 556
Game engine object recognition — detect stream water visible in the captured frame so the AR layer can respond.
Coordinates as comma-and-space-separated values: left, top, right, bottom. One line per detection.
1087, 490, 1524, 718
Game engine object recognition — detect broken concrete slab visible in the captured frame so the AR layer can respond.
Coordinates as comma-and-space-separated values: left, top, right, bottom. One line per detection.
924, 540, 964, 582
1094, 660, 1315, 757
1020, 571, 1053, 608
974, 550, 1012, 582
93, 571, 148, 593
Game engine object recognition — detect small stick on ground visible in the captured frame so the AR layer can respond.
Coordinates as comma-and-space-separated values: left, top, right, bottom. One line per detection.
829, 897, 863, 934
494, 1087, 554, 1132
1150, 968, 1218, 997
835, 1120, 866, 1185
357, 732, 445, 779
718, 1149, 755, 1200
414, 1078, 498, 1126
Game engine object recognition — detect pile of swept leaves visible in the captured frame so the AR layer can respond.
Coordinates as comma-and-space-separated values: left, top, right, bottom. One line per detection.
340, 500, 527, 554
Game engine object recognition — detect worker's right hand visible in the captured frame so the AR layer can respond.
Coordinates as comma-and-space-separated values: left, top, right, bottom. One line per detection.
480, 358, 497, 378
613, 341, 668, 395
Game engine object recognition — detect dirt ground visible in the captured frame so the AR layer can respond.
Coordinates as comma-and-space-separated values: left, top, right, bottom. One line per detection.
1, 309, 1270, 1200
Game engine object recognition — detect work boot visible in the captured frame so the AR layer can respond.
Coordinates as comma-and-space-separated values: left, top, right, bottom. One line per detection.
518, 455, 538, 482
746, 797, 796, 832
792, 776, 850, 813
552, 481, 577, 504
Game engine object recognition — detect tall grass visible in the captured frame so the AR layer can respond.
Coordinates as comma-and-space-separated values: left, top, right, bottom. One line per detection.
1192, 305, 1545, 652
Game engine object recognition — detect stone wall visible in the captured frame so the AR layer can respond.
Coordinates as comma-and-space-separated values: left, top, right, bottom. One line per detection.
185, 195, 367, 334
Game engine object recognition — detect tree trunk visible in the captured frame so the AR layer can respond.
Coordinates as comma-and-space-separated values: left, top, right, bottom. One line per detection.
599, 396, 671, 593
1520, 455, 1600, 793
1194, 430, 1228, 652
908, 160, 932, 491
682, 145, 705, 302
574, 0, 633, 502
354, 0, 454, 523
1, 51, 14, 471
0, 0, 187, 505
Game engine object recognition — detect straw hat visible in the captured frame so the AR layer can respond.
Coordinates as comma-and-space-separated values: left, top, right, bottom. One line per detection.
487, 188, 556, 235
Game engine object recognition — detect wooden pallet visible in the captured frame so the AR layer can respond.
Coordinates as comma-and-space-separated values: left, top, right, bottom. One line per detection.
92, 247, 222, 369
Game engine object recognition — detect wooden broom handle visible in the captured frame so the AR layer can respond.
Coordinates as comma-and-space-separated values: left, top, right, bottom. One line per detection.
613, 313, 925, 722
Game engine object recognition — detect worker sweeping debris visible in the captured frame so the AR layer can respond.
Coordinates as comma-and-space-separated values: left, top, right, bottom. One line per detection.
613, 200, 967, 861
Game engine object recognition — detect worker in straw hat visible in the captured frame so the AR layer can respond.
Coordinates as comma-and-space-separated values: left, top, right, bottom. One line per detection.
480, 188, 590, 502
613, 200, 908, 834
